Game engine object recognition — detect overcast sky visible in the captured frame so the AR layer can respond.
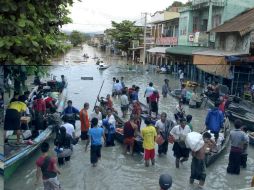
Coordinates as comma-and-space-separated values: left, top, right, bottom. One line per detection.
61, 0, 188, 33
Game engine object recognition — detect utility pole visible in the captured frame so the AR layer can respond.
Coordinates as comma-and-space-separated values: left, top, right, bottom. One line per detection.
142, 12, 148, 65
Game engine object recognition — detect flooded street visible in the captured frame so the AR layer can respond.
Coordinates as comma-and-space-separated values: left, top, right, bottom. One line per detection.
5, 45, 254, 190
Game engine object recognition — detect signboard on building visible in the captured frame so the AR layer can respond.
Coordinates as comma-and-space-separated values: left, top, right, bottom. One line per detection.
189, 34, 194, 42
155, 37, 178, 45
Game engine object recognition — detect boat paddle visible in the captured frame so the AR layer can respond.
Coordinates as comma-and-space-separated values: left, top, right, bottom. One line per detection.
93, 79, 105, 111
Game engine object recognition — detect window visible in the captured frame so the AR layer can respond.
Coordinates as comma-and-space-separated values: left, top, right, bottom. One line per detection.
193, 17, 199, 32
212, 15, 221, 28
180, 17, 187, 36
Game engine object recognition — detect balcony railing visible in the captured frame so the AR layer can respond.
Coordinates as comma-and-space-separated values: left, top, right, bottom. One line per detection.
192, 0, 225, 8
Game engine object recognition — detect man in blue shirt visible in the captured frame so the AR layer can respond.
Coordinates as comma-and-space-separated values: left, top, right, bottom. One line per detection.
86, 118, 105, 167
62, 100, 79, 128
131, 86, 140, 102
205, 101, 224, 141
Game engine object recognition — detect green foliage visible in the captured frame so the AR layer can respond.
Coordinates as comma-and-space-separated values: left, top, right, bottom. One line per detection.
0, 0, 75, 65
106, 20, 143, 53
69, 30, 85, 47
165, 1, 192, 11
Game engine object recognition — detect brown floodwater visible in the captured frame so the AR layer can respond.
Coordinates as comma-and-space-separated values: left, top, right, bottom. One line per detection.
4, 45, 254, 190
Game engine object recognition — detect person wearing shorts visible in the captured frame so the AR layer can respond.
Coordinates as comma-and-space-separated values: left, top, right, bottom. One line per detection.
141, 118, 157, 167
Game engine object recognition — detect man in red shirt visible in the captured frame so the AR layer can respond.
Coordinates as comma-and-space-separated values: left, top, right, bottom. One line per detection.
33, 94, 46, 130
149, 90, 160, 117
35, 142, 61, 190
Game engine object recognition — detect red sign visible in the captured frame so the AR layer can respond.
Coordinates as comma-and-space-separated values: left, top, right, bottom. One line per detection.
156, 37, 178, 45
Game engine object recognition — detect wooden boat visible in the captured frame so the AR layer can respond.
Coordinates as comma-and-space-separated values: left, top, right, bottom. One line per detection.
225, 102, 254, 132
81, 77, 93, 80
204, 117, 231, 167
3, 82, 68, 179
98, 63, 110, 70
249, 132, 254, 145
98, 102, 143, 153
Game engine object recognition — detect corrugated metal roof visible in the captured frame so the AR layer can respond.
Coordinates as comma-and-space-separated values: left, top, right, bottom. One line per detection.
192, 49, 248, 56
210, 8, 254, 36
146, 47, 168, 53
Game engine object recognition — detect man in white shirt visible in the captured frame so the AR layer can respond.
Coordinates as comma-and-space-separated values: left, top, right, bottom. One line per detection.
155, 112, 175, 156
61, 116, 76, 139
103, 108, 116, 146
144, 82, 155, 104
90, 106, 102, 123
170, 118, 191, 168
113, 79, 123, 96
120, 90, 129, 118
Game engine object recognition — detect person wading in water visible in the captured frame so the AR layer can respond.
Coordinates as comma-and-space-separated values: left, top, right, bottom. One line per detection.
170, 118, 191, 168
35, 142, 62, 190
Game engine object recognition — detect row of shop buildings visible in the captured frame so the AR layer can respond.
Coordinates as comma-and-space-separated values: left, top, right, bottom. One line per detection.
91, 0, 254, 97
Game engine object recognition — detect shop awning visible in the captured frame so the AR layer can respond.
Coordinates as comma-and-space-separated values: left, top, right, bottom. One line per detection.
193, 54, 231, 78
146, 47, 168, 53
166, 46, 208, 56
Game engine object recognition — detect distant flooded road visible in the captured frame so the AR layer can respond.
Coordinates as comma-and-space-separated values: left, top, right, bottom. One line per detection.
4, 45, 254, 190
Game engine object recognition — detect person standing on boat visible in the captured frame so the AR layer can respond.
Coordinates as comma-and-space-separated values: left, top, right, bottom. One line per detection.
162, 79, 170, 98
97, 94, 114, 111
227, 119, 248, 175
155, 112, 174, 156
4, 95, 27, 144
35, 142, 62, 190
149, 90, 160, 117
62, 100, 79, 129
54, 127, 73, 165
33, 94, 47, 130
170, 118, 191, 168
123, 114, 138, 155
141, 117, 157, 167
80, 103, 90, 140
85, 118, 105, 167
120, 90, 129, 118
144, 82, 155, 104
174, 100, 185, 123
103, 108, 116, 147
205, 101, 224, 142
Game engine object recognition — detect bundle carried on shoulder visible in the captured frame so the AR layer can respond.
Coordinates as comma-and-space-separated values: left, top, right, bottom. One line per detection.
185, 132, 204, 152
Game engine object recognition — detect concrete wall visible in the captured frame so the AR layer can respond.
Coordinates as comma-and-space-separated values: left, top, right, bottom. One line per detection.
215, 32, 251, 53
222, 0, 254, 23
178, 11, 192, 46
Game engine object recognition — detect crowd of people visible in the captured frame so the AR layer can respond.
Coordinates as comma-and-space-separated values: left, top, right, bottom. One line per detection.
30, 76, 253, 190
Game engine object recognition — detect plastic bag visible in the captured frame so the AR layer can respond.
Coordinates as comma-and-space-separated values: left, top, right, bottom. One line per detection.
185, 132, 204, 152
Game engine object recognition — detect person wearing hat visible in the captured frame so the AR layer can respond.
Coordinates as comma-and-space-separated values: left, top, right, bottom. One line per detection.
170, 117, 191, 168
141, 117, 157, 167
159, 174, 172, 190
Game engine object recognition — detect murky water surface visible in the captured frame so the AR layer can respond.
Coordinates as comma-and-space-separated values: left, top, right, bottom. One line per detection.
4, 45, 254, 190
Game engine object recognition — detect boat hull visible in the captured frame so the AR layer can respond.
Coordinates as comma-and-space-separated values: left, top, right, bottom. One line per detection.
204, 117, 231, 167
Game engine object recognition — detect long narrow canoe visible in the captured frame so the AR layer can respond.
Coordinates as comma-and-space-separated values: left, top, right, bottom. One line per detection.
99, 103, 143, 153
204, 117, 231, 167
3, 85, 68, 179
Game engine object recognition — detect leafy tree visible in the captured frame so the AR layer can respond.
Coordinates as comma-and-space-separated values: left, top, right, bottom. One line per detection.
69, 30, 85, 47
0, 0, 74, 65
106, 20, 143, 58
